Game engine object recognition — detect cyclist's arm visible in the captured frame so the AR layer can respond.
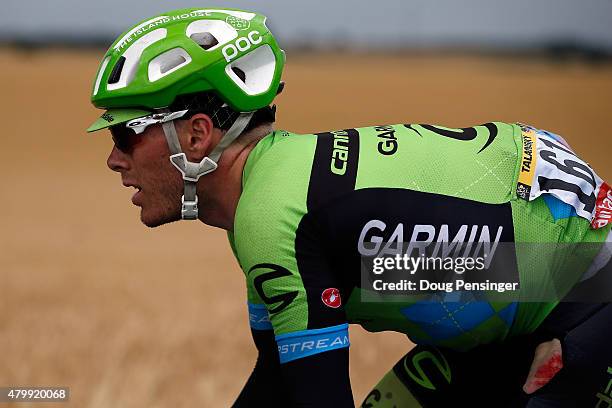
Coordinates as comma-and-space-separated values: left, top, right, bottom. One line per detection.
230, 136, 356, 405
233, 329, 287, 407
281, 348, 353, 407
234, 331, 353, 407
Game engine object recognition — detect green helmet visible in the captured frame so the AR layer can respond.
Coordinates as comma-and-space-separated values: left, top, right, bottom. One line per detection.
88, 7, 285, 132
89, 8, 285, 221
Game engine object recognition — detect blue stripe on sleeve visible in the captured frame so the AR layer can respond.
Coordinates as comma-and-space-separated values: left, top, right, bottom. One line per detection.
248, 302, 273, 330
275, 323, 350, 364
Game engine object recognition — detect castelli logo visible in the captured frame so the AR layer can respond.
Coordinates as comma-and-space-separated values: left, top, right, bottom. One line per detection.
321, 288, 341, 308
592, 182, 612, 229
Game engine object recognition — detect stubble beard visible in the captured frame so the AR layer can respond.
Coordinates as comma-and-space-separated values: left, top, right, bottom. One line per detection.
140, 172, 184, 228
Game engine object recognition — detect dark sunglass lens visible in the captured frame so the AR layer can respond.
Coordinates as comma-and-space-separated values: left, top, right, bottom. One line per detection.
110, 126, 135, 152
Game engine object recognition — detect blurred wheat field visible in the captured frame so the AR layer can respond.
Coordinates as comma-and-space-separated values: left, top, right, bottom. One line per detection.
0, 48, 611, 407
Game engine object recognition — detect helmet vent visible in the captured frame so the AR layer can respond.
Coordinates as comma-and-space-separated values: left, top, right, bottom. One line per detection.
190, 32, 219, 50
108, 56, 126, 85
160, 54, 187, 74
148, 48, 192, 83
107, 28, 167, 91
231, 67, 246, 83
186, 20, 237, 52
226, 45, 276, 96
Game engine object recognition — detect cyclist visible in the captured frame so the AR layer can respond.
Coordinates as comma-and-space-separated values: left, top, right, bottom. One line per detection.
87, 8, 612, 407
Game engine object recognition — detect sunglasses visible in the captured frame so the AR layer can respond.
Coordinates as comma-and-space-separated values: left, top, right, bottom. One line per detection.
110, 125, 143, 153
109, 109, 189, 153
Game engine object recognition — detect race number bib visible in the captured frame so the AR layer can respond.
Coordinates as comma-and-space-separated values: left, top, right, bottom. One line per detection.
516, 124, 610, 229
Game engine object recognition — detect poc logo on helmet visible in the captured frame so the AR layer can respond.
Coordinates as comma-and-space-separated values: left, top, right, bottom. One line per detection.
222, 30, 263, 62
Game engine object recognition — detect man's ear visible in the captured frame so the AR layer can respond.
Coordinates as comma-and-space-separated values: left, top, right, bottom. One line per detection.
182, 113, 215, 161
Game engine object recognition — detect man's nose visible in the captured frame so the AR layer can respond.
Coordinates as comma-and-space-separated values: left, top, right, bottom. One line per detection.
107, 145, 129, 172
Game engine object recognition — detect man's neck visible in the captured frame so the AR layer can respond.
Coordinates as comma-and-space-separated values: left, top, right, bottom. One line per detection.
196, 123, 274, 231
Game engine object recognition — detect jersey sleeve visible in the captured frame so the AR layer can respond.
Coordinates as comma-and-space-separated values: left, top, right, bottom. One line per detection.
233, 132, 351, 364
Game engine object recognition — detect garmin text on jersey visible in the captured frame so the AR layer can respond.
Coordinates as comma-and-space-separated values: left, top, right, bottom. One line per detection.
358, 221, 504, 262
375, 125, 398, 156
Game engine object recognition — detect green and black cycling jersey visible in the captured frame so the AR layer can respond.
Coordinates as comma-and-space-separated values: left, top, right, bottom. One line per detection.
227, 122, 611, 406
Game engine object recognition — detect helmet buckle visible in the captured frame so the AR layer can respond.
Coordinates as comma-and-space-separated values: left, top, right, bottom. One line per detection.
181, 195, 199, 220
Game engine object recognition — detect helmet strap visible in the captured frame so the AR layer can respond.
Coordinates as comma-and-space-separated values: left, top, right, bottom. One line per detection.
161, 112, 254, 220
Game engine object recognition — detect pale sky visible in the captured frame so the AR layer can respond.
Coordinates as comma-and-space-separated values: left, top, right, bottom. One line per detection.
3, 0, 612, 49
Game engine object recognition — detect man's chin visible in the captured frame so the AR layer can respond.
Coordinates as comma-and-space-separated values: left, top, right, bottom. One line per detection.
140, 208, 181, 228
